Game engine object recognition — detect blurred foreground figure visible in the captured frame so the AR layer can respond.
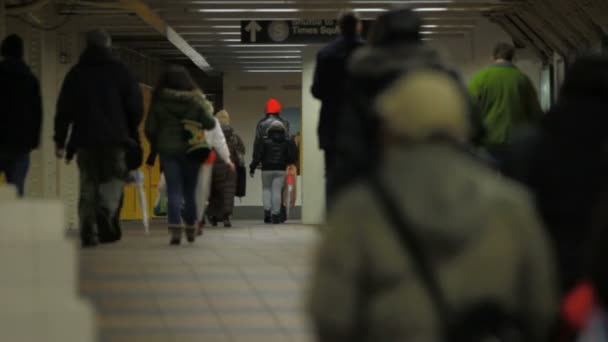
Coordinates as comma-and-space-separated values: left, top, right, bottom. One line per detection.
309, 70, 557, 341
505, 55, 608, 294
334, 8, 484, 202
0, 34, 42, 197
54, 30, 143, 247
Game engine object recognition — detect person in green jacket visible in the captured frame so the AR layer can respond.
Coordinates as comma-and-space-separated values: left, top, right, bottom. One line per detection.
469, 43, 543, 165
145, 65, 216, 245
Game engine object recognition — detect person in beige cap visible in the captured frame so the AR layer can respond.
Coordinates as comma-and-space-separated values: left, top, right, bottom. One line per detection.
309, 70, 557, 342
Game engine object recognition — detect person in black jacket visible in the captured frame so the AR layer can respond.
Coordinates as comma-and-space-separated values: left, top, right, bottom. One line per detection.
0, 34, 42, 197
311, 9, 363, 210
54, 29, 143, 247
504, 55, 608, 294
250, 121, 297, 224
335, 8, 484, 200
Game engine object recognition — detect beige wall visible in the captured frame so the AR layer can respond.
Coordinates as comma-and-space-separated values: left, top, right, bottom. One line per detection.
301, 47, 324, 224
222, 72, 303, 207
430, 18, 543, 89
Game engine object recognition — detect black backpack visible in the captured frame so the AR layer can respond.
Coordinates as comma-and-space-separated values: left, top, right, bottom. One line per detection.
370, 176, 530, 342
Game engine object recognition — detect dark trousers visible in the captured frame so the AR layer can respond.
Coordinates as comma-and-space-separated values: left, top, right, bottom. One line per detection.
486, 145, 510, 173
160, 154, 201, 227
0, 153, 30, 197
77, 148, 127, 243
324, 148, 337, 213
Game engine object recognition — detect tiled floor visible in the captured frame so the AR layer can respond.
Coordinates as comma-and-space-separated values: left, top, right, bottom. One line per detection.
79, 221, 319, 342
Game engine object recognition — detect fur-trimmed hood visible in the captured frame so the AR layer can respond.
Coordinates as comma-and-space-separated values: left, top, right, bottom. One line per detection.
158, 88, 214, 115
375, 70, 470, 143
349, 43, 442, 80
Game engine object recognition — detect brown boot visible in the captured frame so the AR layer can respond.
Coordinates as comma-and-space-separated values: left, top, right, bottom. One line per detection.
185, 225, 196, 243
169, 226, 182, 245
197, 220, 205, 236
223, 215, 232, 228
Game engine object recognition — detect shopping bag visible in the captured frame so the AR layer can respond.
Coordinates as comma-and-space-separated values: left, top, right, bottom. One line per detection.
236, 165, 247, 198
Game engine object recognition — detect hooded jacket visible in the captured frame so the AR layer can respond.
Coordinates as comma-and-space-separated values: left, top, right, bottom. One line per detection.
54, 46, 143, 151
255, 99, 290, 143
145, 89, 216, 156
310, 70, 557, 342
0, 58, 42, 155
251, 121, 297, 172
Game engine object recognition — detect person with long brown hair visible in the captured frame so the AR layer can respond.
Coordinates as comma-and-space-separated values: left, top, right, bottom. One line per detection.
145, 65, 218, 245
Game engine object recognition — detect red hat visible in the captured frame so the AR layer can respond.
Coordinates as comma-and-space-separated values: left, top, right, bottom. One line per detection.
266, 98, 282, 114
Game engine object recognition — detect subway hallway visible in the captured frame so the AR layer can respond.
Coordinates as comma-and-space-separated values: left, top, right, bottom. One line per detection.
79, 221, 317, 342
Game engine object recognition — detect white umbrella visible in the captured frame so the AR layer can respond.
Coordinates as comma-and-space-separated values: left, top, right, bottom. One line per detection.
196, 152, 215, 223
131, 170, 149, 234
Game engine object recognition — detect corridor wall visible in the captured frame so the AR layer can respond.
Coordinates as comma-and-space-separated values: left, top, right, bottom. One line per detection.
223, 72, 303, 210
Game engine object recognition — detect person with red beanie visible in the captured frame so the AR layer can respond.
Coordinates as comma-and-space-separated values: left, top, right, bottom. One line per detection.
253, 98, 292, 223
255, 98, 290, 142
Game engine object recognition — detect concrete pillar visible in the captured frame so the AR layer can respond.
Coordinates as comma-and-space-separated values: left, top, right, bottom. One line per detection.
0, 189, 96, 341
301, 46, 325, 225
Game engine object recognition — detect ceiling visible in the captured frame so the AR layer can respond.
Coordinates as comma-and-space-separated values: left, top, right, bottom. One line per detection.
50, 0, 608, 73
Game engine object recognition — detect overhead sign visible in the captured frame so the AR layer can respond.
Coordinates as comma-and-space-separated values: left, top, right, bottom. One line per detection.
241, 20, 370, 44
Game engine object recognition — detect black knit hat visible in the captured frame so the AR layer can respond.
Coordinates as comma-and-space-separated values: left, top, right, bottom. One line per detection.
368, 7, 422, 46
1, 34, 24, 59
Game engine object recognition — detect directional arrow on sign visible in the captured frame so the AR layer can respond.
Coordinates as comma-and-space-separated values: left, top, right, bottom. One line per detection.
245, 20, 262, 42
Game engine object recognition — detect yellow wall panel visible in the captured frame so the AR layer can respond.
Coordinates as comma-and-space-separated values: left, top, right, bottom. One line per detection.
120, 85, 161, 221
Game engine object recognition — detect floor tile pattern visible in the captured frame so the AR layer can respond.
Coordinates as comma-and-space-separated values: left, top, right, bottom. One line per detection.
79, 221, 318, 342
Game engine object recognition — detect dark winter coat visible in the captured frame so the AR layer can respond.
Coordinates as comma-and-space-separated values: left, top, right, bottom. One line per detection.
251, 123, 297, 172
208, 125, 245, 217
54, 46, 143, 155
255, 114, 290, 142
505, 98, 608, 292
311, 35, 363, 151
0, 58, 42, 155
145, 89, 216, 156
335, 43, 483, 194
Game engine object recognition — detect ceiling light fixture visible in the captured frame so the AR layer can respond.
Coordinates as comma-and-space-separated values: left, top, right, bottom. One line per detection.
236, 56, 301, 59
198, 8, 301, 13
231, 50, 302, 54
226, 44, 307, 47
353, 8, 387, 12
244, 70, 302, 73
413, 7, 449, 12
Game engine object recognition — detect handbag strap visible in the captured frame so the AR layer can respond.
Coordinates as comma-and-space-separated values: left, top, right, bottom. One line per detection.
369, 175, 452, 339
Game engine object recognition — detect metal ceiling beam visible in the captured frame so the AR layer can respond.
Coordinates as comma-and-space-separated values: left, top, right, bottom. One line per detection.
160, 11, 486, 21
118, 0, 212, 71
578, 0, 608, 34
489, 13, 549, 62
6, 0, 52, 14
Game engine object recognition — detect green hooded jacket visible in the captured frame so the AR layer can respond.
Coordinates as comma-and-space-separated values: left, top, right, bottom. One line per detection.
309, 145, 557, 342
145, 89, 216, 156
468, 63, 543, 147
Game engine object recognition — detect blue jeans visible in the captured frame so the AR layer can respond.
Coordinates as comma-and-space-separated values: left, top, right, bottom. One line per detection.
0, 153, 30, 197
160, 154, 201, 226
